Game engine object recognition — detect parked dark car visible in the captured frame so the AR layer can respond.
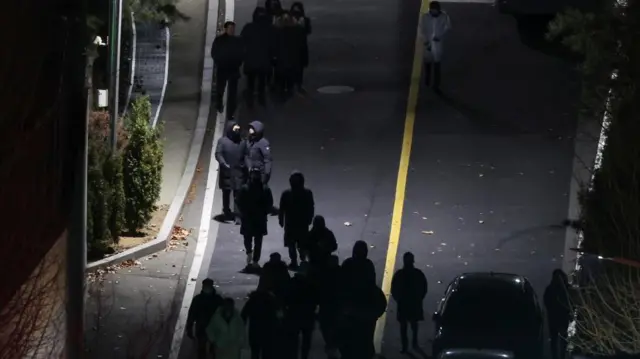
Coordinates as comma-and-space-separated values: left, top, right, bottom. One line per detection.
431, 272, 543, 359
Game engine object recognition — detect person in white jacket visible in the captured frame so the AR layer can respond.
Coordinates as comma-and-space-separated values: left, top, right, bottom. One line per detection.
421, 1, 451, 93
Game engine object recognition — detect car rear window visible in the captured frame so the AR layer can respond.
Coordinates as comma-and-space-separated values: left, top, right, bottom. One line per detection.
442, 286, 537, 330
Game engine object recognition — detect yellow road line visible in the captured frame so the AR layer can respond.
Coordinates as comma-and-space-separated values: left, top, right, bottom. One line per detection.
373, 0, 429, 354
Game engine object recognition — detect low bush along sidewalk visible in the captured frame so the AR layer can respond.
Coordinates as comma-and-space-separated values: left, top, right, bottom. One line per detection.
87, 96, 164, 261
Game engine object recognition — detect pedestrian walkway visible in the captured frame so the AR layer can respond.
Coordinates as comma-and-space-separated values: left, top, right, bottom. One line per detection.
131, 21, 169, 127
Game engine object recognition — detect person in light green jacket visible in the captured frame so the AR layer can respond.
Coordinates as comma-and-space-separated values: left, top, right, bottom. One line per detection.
206, 298, 246, 359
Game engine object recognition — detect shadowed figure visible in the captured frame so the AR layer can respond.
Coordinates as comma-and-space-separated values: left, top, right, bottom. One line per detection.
543, 269, 571, 359
420, 1, 451, 93
273, 11, 306, 100
260, 252, 291, 304
242, 284, 281, 359
238, 169, 273, 270
307, 215, 338, 270
215, 121, 247, 223
290, 2, 312, 92
391, 252, 428, 353
284, 261, 318, 359
241, 7, 273, 107
317, 255, 342, 359
186, 278, 224, 359
279, 171, 315, 269
341, 240, 376, 287
339, 245, 387, 359
211, 21, 244, 119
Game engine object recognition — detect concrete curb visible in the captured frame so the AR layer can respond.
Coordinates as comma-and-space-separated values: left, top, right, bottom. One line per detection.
152, 26, 171, 128
122, 11, 137, 117
88, 5, 224, 273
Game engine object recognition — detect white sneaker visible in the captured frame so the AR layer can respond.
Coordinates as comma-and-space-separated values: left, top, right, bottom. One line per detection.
246, 252, 252, 265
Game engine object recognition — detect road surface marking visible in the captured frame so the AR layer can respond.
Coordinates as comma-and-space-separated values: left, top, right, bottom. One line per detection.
152, 26, 171, 128
167, 0, 230, 356
373, 0, 429, 354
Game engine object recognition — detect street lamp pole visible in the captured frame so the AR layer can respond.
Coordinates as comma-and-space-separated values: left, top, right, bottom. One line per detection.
108, 0, 123, 152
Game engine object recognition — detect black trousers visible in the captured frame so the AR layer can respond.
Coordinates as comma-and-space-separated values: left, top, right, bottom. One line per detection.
424, 61, 441, 90
250, 337, 275, 359
288, 322, 314, 359
215, 69, 239, 118
246, 70, 267, 104
294, 67, 305, 88
276, 69, 295, 96
196, 332, 210, 359
399, 320, 419, 350
548, 323, 568, 359
222, 189, 239, 215
244, 235, 264, 262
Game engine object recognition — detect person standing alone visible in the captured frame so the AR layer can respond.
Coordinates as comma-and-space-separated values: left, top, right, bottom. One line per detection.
421, 1, 451, 94
215, 121, 247, 224
290, 2, 311, 93
278, 171, 315, 269
390, 252, 428, 353
211, 21, 244, 119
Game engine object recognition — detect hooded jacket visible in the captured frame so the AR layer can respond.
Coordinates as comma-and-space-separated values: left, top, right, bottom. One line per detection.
341, 242, 376, 288
278, 172, 315, 232
206, 307, 246, 359
290, 2, 311, 68
186, 289, 224, 335
245, 121, 272, 183
215, 121, 247, 190
241, 9, 274, 72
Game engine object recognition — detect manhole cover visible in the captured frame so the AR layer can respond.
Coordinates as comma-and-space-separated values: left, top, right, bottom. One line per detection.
317, 85, 355, 94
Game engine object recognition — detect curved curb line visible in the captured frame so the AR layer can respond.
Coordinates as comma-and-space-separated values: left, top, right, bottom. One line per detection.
122, 11, 137, 116
152, 26, 171, 128
88, 11, 218, 273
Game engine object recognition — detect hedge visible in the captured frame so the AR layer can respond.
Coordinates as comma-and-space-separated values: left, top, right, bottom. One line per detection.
87, 96, 163, 259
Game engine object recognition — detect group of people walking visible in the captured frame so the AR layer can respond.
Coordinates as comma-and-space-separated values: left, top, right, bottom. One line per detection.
211, 0, 312, 120
187, 240, 430, 359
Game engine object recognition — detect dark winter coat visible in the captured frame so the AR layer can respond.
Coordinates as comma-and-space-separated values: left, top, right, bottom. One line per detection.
285, 274, 318, 327
291, 15, 311, 68
241, 290, 280, 344
391, 266, 427, 322
245, 121, 272, 183
240, 15, 273, 73
317, 262, 341, 317
238, 182, 273, 236
308, 227, 337, 266
186, 291, 224, 335
274, 24, 305, 73
341, 257, 377, 289
261, 259, 291, 303
211, 33, 244, 75
338, 283, 387, 359
215, 121, 247, 190
279, 187, 314, 247
544, 279, 571, 330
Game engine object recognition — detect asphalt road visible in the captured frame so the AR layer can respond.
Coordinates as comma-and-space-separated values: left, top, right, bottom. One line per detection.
182, 1, 581, 359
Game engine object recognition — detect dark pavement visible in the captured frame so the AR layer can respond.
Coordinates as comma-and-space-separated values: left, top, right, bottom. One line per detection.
384, 3, 580, 357
196, 2, 580, 359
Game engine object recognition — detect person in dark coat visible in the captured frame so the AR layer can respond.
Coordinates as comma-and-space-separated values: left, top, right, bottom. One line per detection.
265, 0, 283, 24
265, 0, 283, 87
211, 21, 244, 119
186, 278, 224, 359
284, 261, 318, 359
290, 2, 311, 92
260, 252, 291, 304
279, 171, 315, 269
238, 169, 273, 269
245, 121, 273, 185
338, 278, 387, 359
307, 215, 337, 269
391, 252, 427, 352
273, 11, 305, 100
341, 240, 376, 287
317, 255, 341, 359
544, 269, 571, 359
242, 286, 281, 359
241, 7, 272, 107
215, 121, 247, 223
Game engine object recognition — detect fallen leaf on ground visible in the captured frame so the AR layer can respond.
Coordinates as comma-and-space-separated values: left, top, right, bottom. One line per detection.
344, 222, 352, 226
422, 230, 435, 235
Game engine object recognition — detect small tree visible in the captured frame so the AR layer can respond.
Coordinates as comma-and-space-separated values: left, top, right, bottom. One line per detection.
122, 96, 163, 234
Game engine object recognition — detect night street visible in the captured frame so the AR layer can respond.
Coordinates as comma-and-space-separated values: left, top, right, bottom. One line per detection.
180, 0, 581, 358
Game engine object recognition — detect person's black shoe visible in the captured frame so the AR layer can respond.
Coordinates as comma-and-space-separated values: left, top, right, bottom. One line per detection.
216, 105, 224, 114
223, 209, 233, 220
